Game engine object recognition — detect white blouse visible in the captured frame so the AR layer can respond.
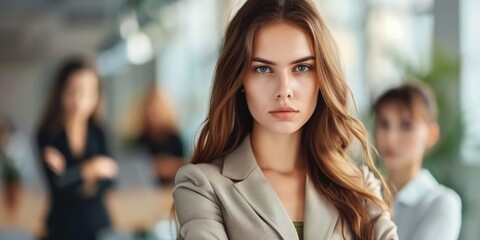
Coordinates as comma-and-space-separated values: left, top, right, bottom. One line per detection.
393, 169, 462, 240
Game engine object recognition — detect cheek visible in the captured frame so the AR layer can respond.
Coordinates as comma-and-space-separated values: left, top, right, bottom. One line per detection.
62, 94, 75, 110
308, 90, 319, 108
413, 130, 430, 149
82, 93, 99, 110
299, 80, 319, 109
400, 131, 428, 155
375, 131, 393, 155
244, 78, 268, 110
245, 90, 264, 115
303, 93, 318, 119
374, 129, 385, 146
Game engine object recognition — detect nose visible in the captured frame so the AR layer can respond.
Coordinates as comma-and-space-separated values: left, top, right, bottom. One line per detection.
276, 71, 293, 99
383, 128, 399, 146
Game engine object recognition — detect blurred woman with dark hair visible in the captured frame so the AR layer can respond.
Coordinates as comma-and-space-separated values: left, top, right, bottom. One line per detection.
36, 57, 117, 240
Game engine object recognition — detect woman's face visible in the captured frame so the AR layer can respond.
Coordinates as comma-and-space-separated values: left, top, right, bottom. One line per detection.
243, 21, 319, 136
62, 69, 99, 120
375, 102, 435, 171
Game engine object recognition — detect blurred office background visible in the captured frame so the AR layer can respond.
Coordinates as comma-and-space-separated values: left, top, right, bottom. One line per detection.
0, 0, 479, 239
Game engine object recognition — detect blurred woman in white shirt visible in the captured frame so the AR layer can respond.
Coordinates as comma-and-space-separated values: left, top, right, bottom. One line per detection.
373, 80, 461, 240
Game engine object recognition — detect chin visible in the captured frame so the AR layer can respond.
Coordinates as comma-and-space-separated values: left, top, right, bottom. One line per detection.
384, 160, 408, 171
265, 124, 303, 135
253, 118, 306, 136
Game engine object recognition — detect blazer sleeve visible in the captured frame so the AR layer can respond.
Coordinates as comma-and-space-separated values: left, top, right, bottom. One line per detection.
361, 166, 399, 240
408, 191, 462, 240
173, 163, 228, 240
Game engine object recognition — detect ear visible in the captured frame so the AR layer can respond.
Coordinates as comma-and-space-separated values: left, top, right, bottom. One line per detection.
427, 122, 440, 148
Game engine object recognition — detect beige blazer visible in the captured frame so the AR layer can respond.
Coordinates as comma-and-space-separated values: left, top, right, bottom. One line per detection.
173, 136, 398, 240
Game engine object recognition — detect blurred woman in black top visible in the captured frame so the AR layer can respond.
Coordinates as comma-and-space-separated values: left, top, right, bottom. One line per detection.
36, 58, 118, 240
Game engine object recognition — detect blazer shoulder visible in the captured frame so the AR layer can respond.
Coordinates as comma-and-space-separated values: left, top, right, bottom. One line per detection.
174, 159, 224, 186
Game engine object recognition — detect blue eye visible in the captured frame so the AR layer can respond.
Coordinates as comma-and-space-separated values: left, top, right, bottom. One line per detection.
295, 65, 311, 72
255, 66, 271, 73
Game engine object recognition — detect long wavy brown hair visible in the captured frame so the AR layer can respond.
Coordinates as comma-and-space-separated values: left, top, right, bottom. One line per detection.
191, 0, 392, 238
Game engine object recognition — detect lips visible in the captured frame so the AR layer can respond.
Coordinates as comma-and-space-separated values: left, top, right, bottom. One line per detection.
381, 149, 396, 158
269, 106, 299, 120
269, 106, 298, 113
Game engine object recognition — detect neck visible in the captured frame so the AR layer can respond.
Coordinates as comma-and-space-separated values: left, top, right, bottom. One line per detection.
250, 127, 304, 174
64, 115, 88, 132
388, 161, 422, 196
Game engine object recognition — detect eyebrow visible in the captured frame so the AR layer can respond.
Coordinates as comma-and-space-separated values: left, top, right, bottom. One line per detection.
251, 56, 315, 65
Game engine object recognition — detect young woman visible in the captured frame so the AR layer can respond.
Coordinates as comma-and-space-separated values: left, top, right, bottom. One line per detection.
137, 87, 185, 186
36, 58, 118, 240
373, 81, 461, 240
173, 0, 398, 239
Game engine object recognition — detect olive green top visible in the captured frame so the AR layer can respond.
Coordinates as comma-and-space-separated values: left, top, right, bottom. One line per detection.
293, 221, 304, 240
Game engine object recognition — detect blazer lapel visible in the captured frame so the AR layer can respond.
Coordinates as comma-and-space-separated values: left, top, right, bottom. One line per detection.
304, 177, 340, 240
223, 135, 299, 240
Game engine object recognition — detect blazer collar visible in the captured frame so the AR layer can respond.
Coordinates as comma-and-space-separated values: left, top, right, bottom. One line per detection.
304, 177, 340, 240
222, 134, 257, 180
223, 135, 340, 240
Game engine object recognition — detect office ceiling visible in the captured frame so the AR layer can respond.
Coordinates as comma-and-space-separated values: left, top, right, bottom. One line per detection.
0, 0, 123, 63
